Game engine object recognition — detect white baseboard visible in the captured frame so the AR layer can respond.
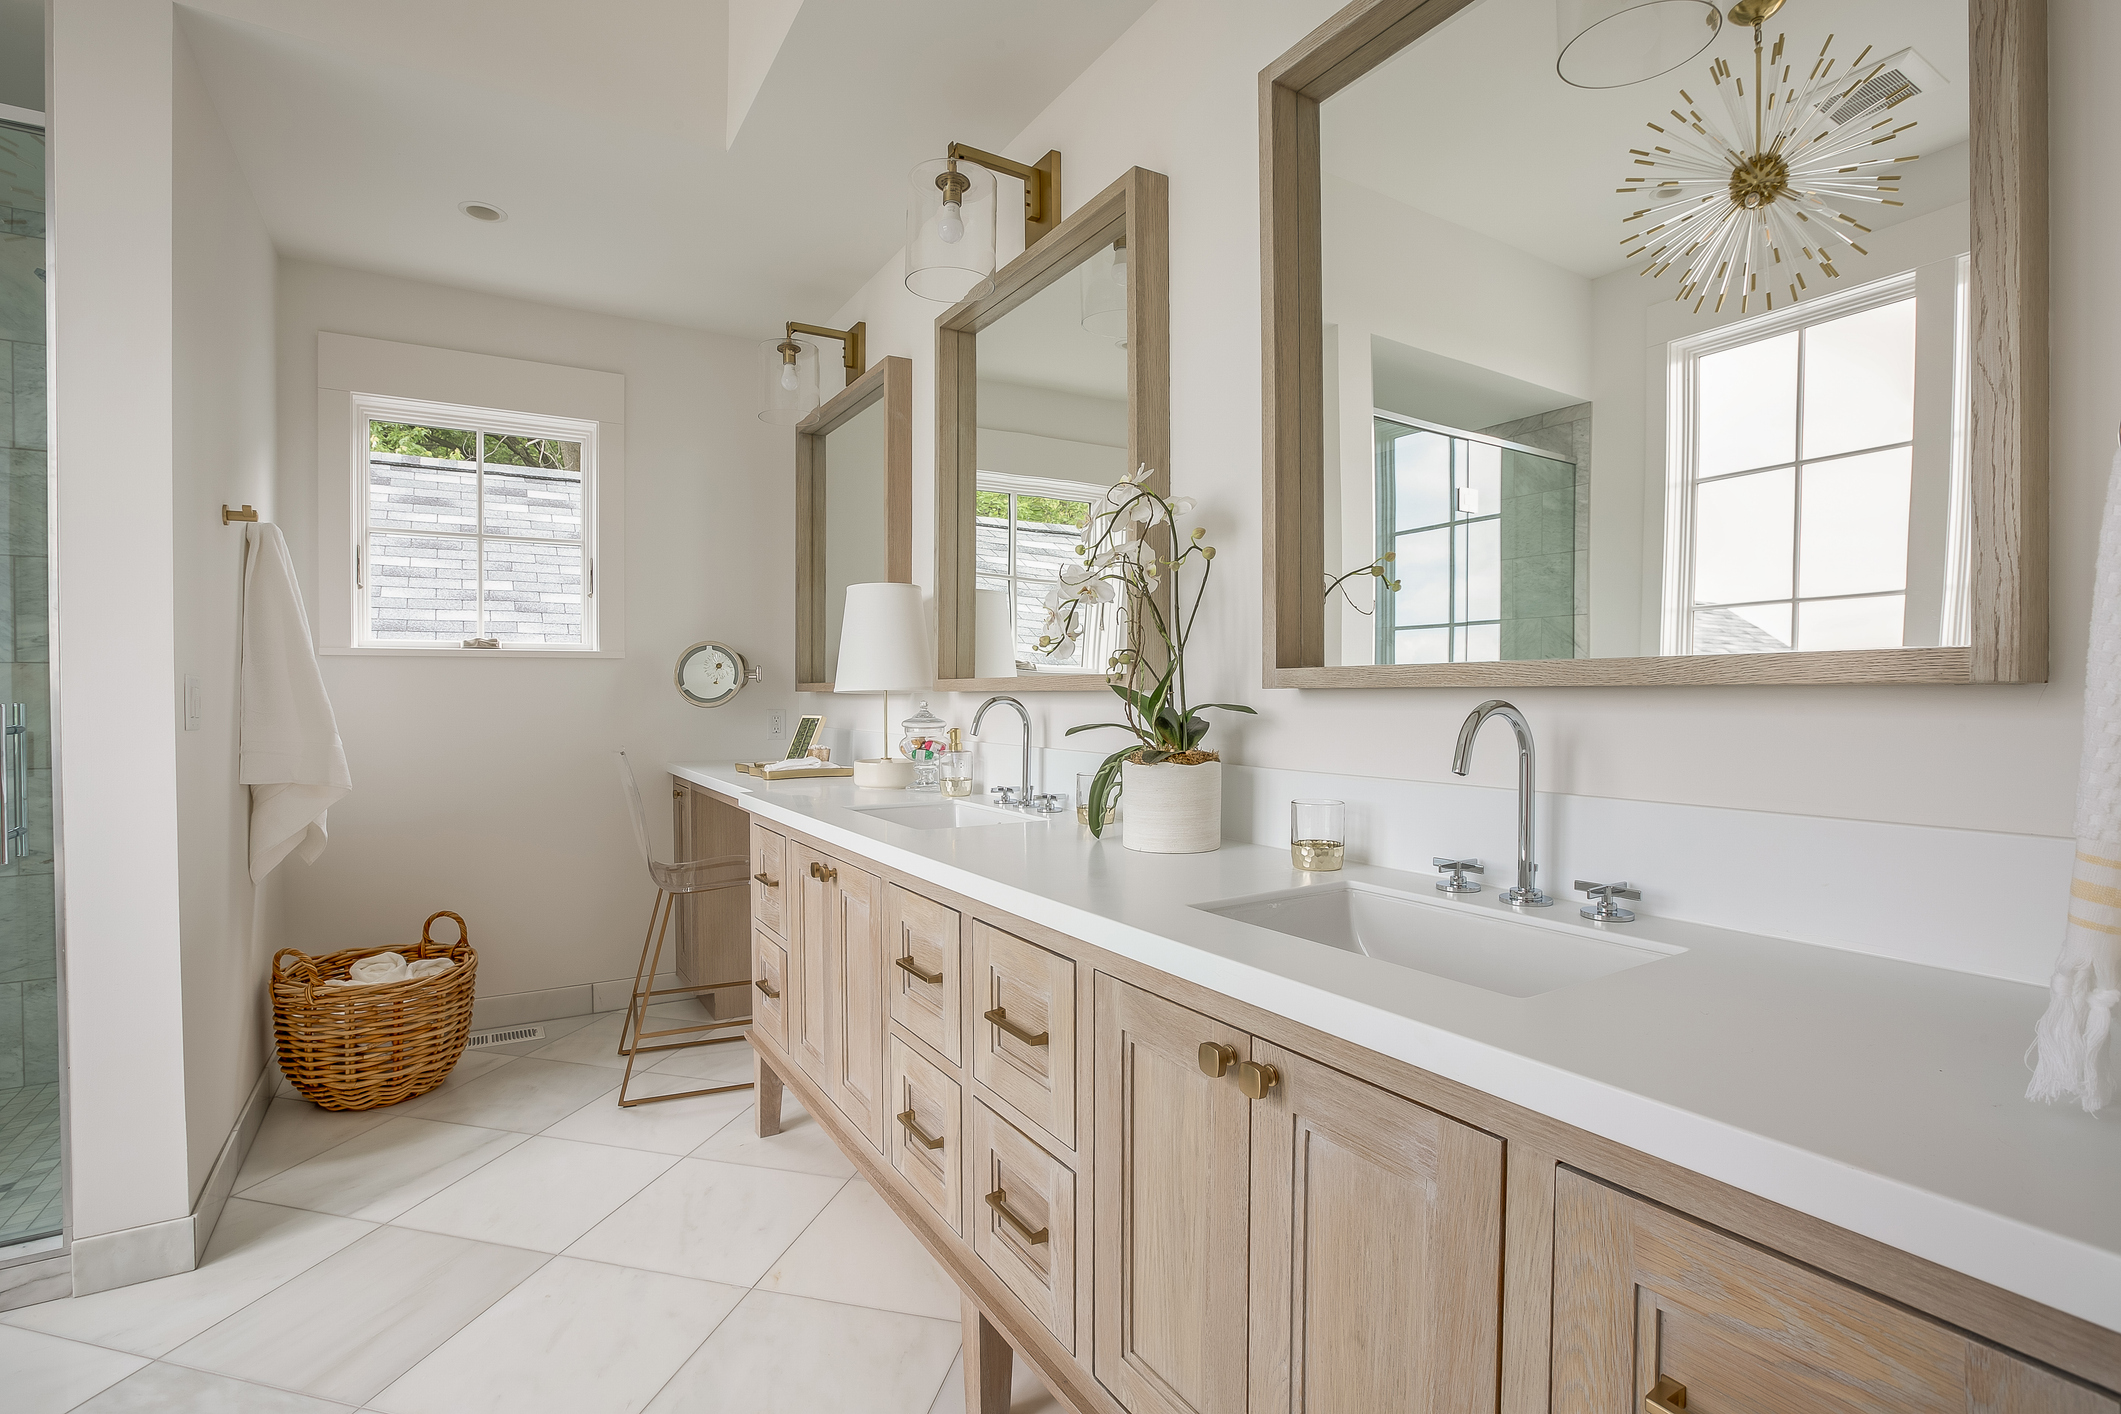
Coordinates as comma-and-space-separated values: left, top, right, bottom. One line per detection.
192, 1063, 275, 1263
0, 1250, 70, 1312
71, 1212, 194, 1296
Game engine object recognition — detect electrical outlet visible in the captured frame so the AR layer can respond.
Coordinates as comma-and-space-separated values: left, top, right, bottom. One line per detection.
767, 708, 787, 739
183, 675, 202, 731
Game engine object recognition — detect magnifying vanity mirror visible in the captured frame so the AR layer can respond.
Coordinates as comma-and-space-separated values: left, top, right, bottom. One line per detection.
675, 640, 759, 707
795, 355, 913, 690
934, 166, 1170, 689
1262, 0, 2045, 687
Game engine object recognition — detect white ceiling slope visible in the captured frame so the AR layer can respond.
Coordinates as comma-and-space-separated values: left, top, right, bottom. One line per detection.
175, 0, 1155, 337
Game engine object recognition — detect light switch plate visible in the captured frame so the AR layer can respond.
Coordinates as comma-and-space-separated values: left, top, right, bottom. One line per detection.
183, 675, 202, 731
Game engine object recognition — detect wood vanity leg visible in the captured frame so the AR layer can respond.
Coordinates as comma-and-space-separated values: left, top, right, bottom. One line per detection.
754, 1052, 785, 1137
962, 1294, 1013, 1414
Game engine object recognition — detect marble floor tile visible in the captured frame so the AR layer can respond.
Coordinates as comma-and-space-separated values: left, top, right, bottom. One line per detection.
646, 1288, 958, 1414
239, 1117, 526, 1221
521, 1011, 633, 1069
925, 1348, 1063, 1414
165, 1225, 546, 1407
473, 1011, 604, 1058
757, 1178, 959, 1320
368, 1256, 743, 1414
400, 1058, 621, 1133
232, 1098, 398, 1191
374, 1050, 518, 1115
0, 1322, 151, 1414
3, 1199, 372, 1355
641, 1034, 754, 1084
566, 1156, 843, 1287
392, 1137, 674, 1252
540, 1069, 752, 1155
688, 1095, 856, 1178
74, 1361, 358, 1412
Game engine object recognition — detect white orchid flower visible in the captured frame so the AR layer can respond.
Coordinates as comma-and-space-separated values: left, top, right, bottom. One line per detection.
1045, 638, 1079, 663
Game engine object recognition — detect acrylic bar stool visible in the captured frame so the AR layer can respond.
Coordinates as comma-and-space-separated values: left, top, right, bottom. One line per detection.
612, 750, 754, 1107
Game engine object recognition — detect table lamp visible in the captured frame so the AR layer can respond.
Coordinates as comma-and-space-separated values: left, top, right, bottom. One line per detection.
835, 582, 931, 789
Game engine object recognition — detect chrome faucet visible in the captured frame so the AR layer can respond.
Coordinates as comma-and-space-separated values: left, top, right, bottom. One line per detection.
1450, 700, 1551, 908
973, 696, 1035, 809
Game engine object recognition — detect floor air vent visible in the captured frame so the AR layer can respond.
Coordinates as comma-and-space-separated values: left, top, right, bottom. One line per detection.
465, 1025, 545, 1049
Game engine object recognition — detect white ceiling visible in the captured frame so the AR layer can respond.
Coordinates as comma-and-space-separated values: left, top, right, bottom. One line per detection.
1321, 0, 1972, 280
976, 243, 1130, 401
175, 0, 1156, 337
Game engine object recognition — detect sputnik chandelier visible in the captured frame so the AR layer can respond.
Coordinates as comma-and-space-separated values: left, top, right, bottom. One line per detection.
1620, 0, 1917, 315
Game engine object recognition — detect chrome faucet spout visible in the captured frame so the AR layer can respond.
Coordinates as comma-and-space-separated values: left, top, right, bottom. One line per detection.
1450, 699, 1551, 908
973, 696, 1032, 805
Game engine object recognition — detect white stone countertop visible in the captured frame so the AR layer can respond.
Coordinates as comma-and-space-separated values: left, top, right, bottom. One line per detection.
673, 760, 2121, 1335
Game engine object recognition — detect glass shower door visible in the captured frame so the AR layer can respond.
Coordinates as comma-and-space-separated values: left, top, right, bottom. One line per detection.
0, 115, 59, 1253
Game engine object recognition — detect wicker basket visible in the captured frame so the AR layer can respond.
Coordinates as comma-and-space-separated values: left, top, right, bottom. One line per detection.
271, 912, 479, 1111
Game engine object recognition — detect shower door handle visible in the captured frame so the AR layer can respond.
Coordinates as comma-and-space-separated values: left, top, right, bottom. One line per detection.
2, 704, 28, 864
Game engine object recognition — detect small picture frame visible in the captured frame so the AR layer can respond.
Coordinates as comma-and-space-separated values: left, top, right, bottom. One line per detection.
786, 714, 824, 760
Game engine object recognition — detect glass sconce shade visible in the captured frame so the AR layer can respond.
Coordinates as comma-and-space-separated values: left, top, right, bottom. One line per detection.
1080, 237, 1128, 345
905, 157, 997, 303
1555, 0, 1720, 89
758, 336, 820, 424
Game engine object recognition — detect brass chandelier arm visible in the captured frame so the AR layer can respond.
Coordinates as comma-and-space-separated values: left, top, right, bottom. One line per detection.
784, 320, 866, 378
945, 141, 1063, 246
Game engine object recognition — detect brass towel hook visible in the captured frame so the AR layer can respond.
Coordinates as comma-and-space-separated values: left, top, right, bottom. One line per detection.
222, 504, 259, 524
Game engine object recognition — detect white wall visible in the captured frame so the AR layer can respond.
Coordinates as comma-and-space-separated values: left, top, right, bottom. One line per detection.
273, 261, 792, 1006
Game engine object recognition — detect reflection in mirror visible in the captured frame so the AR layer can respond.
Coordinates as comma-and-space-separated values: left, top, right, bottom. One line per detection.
795, 356, 910, 689
1319, 0, 1970, 665
822, 398, 888, 677
974, 241, 1130, 676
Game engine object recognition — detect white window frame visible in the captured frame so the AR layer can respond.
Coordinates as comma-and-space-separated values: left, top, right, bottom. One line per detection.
315, 333, 626, 658
1659, 268, 1964, 656
975, 470, 1117, 674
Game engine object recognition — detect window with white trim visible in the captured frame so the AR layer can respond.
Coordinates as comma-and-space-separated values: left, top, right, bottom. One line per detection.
355, 396, 599, 650
975, 471, 1116, 673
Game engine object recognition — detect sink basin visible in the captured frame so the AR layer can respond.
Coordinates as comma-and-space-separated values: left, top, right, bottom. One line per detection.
1197, 881, 1681, 997
853, 800, 1040, 830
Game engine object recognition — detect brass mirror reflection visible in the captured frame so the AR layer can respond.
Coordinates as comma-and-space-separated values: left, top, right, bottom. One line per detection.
795, 355, 912, 690
1262, 0, 2046, 687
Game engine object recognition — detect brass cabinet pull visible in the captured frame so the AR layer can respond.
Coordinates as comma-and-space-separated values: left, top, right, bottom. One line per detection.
1237, 1060, 1280, 1099
985, 1006, 1048, 1047
754, 977, 780, 1000
1198, 1042, 1237, 1077
1644, 1378, 1686, 1414
896, 1108, 945, 1151
752, 872, 778, 888
985, 1187, 1049, 1245
895, 955, 944, 985
808, 861, 838, 883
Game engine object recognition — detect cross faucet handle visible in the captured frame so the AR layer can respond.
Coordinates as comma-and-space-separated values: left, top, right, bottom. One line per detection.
991, 786, 1021, 807
1433, 857, 1485, 894
1575, 880, 1641, 923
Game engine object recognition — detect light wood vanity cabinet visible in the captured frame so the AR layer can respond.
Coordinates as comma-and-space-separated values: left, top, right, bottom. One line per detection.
886, 884, 962, 1066
783, 836, 887, 1154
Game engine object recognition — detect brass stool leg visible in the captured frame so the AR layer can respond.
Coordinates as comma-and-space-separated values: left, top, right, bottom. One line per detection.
616, 888, 667, 1058
617, 888, 755, 1107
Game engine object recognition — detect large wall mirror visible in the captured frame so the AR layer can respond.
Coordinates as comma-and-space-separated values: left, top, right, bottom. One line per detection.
1263, 0, 2046, 686
796, 355, 912, 690
935, 166, 1169, 689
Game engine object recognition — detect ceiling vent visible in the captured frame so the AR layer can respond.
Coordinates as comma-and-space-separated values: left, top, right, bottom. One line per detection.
1814, 47, 1947, 127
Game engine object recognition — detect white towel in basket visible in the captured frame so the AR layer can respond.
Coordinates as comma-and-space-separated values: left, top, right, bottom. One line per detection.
322, 951, 455, 988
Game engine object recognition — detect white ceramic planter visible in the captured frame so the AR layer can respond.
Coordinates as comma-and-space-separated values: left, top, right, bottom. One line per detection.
1121, 759, 1222, 854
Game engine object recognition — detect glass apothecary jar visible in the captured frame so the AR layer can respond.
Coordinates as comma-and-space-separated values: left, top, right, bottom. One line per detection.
898, 700, 949, 792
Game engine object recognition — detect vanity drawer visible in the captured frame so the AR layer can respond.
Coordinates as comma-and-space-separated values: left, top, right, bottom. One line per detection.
971, 922, 1076, 1149
885, 885, 961, 1067
749, 926, 787, 1053
750, 824, 786, 937
971, 1100, 1076, 1353
887, 1033, 963, 1235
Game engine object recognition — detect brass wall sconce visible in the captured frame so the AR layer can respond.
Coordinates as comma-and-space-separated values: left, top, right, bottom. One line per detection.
759, 319, 866, 425
905, 142, 1064, 303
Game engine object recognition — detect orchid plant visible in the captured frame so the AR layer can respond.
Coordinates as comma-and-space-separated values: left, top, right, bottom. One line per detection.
1035, 465, 1254, 836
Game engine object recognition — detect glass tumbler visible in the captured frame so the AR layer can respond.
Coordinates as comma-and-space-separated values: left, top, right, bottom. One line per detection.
1291, 799, 1345, 871
1077, 771, 1119, 827
939, 751, 973, 797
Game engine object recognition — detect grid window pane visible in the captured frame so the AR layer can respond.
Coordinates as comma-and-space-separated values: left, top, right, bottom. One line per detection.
1697, 330, 1798, 477
1797, 593, 1905, 650
482, 539, 584, 644
1396, 527, 1451, 626
1392, 429, 1451, 531
1798, 446, 1912, 598
1801, 299, 1917, 460
1463, 518, 1501, 621
1456, 622, 1500, 663
1396, 626, 1449, 663
1693, 468, 1794, 605
1693, 602, 1791, 653
368, 420, 477, 535
367, 533, 478, 641
481, 441, 583, 540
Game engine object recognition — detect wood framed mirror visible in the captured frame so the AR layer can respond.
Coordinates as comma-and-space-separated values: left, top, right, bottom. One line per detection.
1261, 0, 2046, 687
934, 166, 1170, 690
796, 354, 912, 691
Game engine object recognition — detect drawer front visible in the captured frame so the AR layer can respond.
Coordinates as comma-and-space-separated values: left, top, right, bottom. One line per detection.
1553, 1170, 2118, 1414
749, 927, 788, 1053
972, 1100, 1076, 1353
887, 1033, 963, 1234
785, 842, 831, 1084
750, 824, 786, 937
971, 922, 1077, 1149
885, 885, 962, 1067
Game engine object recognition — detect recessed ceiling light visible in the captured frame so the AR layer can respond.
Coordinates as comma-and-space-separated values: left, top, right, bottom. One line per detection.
459, 201, 508, 223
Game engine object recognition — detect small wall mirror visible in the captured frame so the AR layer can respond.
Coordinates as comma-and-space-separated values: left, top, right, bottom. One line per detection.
1262, 0, 2045, 687
796, 355, 912, 689
935, 167, 1169, 689
675, 640, 758, 707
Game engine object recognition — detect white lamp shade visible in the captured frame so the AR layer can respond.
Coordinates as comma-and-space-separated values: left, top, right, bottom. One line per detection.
974, 587, 1017, 678
1080, 238, 1127, 345
905, 158, 997, 304
835, 582, 932, 692
1556, 0, 1720, 90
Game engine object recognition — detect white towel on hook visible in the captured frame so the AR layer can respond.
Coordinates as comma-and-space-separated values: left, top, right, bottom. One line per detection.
2028, 444, 2121, 1112
240, 522, 352, 882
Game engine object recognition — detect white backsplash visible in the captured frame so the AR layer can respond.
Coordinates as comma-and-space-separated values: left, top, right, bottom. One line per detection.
820, 725, 2068, 987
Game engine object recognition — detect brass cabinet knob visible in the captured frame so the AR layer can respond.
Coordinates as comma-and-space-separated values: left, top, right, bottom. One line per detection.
1198, 1042, 1237, 1078
807, 861, 838, 883
1237, 1060, 1280, 1099
1644, 1377, 1687, 1414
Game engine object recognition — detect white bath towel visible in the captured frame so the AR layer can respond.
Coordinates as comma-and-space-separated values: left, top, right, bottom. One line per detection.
2028, 445, 2121, 1112
240, 523, 352, 882
322, 951, 453, 988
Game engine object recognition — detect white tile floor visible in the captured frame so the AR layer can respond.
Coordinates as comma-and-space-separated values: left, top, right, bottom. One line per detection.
1, 1008, 1060, 1414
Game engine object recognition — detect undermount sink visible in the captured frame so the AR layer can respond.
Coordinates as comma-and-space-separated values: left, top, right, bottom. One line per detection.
853, 800, 1040, 830
1198, 881, 1682, 997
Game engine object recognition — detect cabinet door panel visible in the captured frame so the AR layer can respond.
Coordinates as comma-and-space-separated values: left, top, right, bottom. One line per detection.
887, 1033, 962, 1234
1093, 975, 1251, 1414
886, 885, 962, 1067
1247, 1040, 1503, 1414
785, 842, 830, 1082
750, 823, 786, 938
826, 859, 886, 1154
750, 927, 788, 1053
972, 1100, 1077, 1352
972, 922, 1077, 1148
